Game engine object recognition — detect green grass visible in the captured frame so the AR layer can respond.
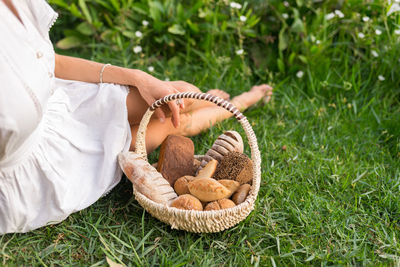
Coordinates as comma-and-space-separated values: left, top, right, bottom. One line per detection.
1, 1, 400, 265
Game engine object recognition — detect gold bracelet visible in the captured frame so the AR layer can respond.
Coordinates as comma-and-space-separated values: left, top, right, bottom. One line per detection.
99, 63, 111, 83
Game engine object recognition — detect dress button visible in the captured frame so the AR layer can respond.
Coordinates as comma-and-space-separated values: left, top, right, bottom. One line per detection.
36, 51, 43, 58
48, 72, 54, 78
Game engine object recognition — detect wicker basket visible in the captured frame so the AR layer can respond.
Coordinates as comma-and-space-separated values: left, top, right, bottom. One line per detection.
121, 92, 261, 233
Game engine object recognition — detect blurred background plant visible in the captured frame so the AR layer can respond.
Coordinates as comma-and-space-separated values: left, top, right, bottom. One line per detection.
49, 0, 400, 90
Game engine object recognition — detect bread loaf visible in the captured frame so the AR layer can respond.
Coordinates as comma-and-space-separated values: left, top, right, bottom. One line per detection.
118, 152, 177, 205
232, 184, 251, 205
170, 194, 203, 211
198, 131, 243, 172
214, 151, 253, 184
157, 135, 195, 186
188, 177, 231, 202
204, 199, 236, 211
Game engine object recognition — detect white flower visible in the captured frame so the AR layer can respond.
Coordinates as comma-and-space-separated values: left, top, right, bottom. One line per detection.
296, 71, 304, 78
375, 29, 382, 35
334, 10, 344, 18
325, 12, 335, 20
378, 75, 385, 81
133, 45, 142, 53
142, 20, 149, 26
362, 16, 370, 22
165, 77, 170, 81
282, 13, 289, 19
395, 29, 400, 35
310, 35, 316, 42
147, 66, 154, 72
135, 31, 143, 38
230, 2, 242, 9
240, 15, 247, 22
236, 49, 244, 55
388, 2, 400, 15
316, 40, 321, 44
371, 50, 379, 57
283, 1, 289, 7
358, 32, 365, 38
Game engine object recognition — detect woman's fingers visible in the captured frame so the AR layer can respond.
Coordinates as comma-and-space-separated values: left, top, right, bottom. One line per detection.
172, 88, 185, 109
167, 101, 181, 128
151, 88, 181, 128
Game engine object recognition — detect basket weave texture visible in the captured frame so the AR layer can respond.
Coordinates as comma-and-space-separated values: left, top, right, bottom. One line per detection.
124, 92, 261, 233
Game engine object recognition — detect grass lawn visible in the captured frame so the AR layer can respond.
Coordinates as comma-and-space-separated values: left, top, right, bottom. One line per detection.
1, 1, 400, 265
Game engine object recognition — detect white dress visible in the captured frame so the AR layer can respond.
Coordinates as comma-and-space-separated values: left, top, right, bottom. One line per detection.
0, 0, 131, 234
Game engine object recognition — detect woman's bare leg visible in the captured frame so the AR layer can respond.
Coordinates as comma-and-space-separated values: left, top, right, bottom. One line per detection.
129, 84, 273, 153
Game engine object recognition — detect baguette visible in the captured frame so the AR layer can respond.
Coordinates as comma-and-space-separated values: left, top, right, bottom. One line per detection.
119, 152, 177, 205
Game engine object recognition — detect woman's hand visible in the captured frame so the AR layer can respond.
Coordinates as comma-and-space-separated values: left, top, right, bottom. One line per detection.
128, 70, 199, 128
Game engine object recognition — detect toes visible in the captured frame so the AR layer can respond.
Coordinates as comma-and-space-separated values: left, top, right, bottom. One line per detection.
251, 84, 273, 95
262, 95, 272, 104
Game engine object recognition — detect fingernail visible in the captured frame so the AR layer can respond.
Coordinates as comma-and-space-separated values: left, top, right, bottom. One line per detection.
159, 117, 165, 123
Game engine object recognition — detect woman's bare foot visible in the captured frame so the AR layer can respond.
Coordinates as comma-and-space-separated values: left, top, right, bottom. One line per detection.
231, 84, 273, 111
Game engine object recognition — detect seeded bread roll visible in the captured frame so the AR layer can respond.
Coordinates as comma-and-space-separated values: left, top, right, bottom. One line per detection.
214, 151, 253, 184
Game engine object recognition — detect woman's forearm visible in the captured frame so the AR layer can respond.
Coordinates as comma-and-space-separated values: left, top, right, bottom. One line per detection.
54, 54, 184, 127
54, 54, 144, 86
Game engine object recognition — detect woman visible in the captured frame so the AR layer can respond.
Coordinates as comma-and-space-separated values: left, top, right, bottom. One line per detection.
0, 0, 272, 234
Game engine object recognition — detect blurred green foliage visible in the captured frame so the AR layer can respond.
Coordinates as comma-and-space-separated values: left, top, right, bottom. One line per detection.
50, 0, 400, 95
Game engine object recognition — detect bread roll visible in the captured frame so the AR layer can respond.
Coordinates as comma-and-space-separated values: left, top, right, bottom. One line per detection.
174, 175, 196, 195
170, 194, 203, 211
218, 180, 240, 197
188, 177, 230, 202
196, 159, 218, 179
204, 199, 236, 211
232, 184, 251, 205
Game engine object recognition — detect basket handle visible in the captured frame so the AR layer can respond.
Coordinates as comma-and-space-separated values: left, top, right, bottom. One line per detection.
134, 91, 261, 171
134, 91, 262, 199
